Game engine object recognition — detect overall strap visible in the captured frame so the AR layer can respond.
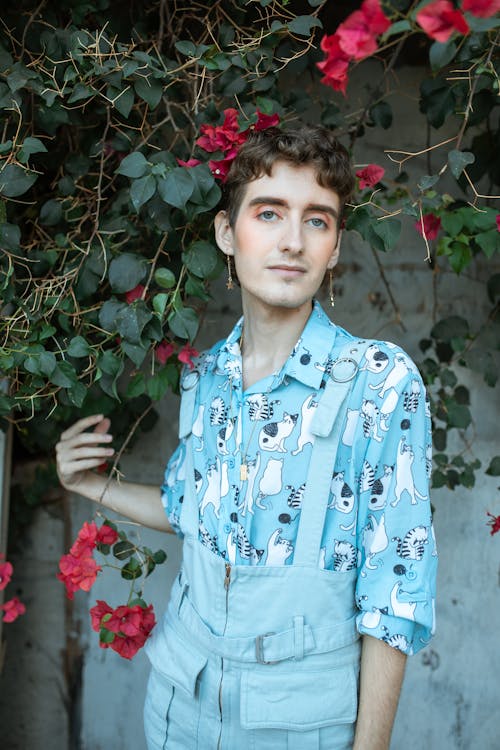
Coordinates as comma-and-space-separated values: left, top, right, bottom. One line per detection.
177, 368, 201, 538
293, 340, 370, 567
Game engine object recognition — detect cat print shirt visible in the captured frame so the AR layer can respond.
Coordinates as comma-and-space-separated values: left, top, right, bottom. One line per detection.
161, 301, 437, 655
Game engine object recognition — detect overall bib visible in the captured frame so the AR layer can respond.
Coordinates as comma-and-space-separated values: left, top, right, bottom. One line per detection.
144, 343, 369, 750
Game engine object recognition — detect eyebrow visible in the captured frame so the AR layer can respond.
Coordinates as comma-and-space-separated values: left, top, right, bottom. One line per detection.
247, 197, 339, 220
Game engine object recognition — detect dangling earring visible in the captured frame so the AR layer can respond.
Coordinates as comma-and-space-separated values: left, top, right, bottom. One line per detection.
328, 269, 335, 308
226, 255, 234, 290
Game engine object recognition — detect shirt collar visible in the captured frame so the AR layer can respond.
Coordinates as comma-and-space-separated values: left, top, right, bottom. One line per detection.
214, 301, 337, 391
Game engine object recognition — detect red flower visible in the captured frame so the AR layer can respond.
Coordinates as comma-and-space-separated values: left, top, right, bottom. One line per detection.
176, 158, 202, 168
155, 340, 176, 365
337, 0, 390, 60
105, 604, 144, 636
125, 284, 146, 304
1, 597, 26, 623
317, 34, 351, 94
196, 108, 246, 154
416, 0, 469, 42
57, 553, 101, 599
70, 521, 98, 557
462, 0, 500, 17
414, 213, 442, 240
487, 512, 500, 536
178, 343, 199, 370
356, 164, 385, 189
96, 524, 118, 546
90, 599, 114, 632
0, 560, 13, 591
254, 110, 280, 131
496, 214, 500, 232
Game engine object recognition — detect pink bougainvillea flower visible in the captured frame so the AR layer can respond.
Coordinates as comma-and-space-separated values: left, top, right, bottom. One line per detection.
70, 521, 98, 557
462, 0, 500, 17
197, 108, 246, 153
254, 110, 280, 131
317, 34, 350, 94
416, 0, 469, 42
209, 149, 239, 181
96, 524, 118, 546
337, 0, 390, 60
1, 597, 26, 623
496, 214, 500, 232
356, 164, 385, 189
414, 213, 442, 240
176, 158, 202, 168
155, 340, 176, 365
105, 604, 144, 637
90, 599, 114, 632
486, 511, 500, 536
125, 284, 146, 304
0, 560, 13, 591
178, 343, 199, 370
57, 553, 101, 599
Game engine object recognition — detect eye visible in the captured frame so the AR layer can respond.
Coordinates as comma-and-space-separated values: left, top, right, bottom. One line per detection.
258, 209, 278, 221
307, 217, 327, 228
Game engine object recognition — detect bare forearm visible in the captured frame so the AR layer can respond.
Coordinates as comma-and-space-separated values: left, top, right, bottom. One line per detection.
69, 471, 173, 533
353, 635, 407, 750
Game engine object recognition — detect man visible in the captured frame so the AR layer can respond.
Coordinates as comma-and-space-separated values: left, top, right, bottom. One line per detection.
56, 126, 437, 749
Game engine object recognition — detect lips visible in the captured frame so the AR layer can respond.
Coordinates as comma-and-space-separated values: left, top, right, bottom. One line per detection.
268, 265, 307, 273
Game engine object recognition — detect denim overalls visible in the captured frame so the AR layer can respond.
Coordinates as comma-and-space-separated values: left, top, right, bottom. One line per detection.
144, 342, 370, 750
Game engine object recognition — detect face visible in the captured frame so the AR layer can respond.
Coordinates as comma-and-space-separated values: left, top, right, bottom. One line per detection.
215, 161, 341, 316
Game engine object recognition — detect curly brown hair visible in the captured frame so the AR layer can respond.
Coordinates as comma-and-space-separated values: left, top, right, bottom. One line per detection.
222, 126, 354, 227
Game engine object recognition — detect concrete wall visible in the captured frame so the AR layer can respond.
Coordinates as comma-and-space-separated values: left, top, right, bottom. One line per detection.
1, 63, 499, 749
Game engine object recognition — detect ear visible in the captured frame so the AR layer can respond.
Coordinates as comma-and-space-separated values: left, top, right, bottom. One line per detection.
214, 210, 235, 257
327, 229, 342, 269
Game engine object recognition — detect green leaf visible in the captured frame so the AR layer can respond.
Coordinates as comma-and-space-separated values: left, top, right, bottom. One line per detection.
67, 336, 91, 357
68, 381, 87, 407
475, 229, 499, 258
17, 137, 48, 163
130, 174, 156, 211
126, 372, 146, 398
449, 241, 472, 274
67, 83, 95, 103
115, 152, 149, 179
152, 549, 167, 564
429, 40, 457, 70
99, 627, 115, 644
157, 169, 195, 210
0, 223, 20, 250
371, 219, 401, 252
168, 306, 199, 340
441, 211, 463, 236
108, 253, 147, 293
121, 340, 147, 367
153, 293, 169, 317
445, 401, 471, 429
113, 86, 134, 118
99, 299, 128, 333
121, 556, 142, 580
98, 350, 123, 377
175, 40, 197, 56
417, 174, 440, 191
0, 164, 37, 198
154, 268, 176, 289
287, 15, 322, 36
134, 77, 163, 109
146, 365, 177, 400
182, 241, 219, 278
113, 539, 135, 560
420, 78, 456, 129
382, 19, 411, 40
448, 150, 475, 179
369, 101, 392, 129
40, 199, 63, 226
116, 302, 153, 344
50, 361, 78, 388
431, 316, 469, 341
486, 457, 500, 477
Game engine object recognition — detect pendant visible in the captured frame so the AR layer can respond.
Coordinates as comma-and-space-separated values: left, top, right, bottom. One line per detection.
240, 463, 248, 481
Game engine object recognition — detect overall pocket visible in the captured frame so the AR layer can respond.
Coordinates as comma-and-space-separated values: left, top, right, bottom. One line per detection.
240, 664, 357, 750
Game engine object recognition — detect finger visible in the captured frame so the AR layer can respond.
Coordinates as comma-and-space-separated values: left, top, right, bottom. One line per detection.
94, 417, 111, 435
62, 458, 112, 474
61, 446, 114, 461
58, 432, 113, 451
60, 414, 104, 441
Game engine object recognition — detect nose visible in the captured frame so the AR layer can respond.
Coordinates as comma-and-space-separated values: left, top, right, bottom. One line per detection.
278, 217, 303, 254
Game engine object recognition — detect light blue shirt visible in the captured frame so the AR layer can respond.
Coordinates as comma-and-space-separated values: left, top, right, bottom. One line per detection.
162, 301, 437, 654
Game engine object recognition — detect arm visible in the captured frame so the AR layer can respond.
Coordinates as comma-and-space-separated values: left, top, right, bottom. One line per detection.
353, 635, 407, 750
56, 414, 173, 533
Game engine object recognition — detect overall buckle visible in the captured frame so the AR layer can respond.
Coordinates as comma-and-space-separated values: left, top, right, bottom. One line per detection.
255, 632, 277, 665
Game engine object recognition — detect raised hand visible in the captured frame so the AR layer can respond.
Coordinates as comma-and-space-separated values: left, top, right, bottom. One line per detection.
56, 414, 115, 491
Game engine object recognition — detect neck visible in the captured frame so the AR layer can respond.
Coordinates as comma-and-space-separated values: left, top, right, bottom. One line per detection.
240, 297, 313, 389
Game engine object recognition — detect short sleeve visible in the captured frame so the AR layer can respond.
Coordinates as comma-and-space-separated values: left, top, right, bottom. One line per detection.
160, 439, 187, 537
354, 355, 437, 655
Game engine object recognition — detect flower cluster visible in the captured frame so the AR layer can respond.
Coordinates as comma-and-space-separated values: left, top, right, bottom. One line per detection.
90, 599, 156, 659
356, 164, 385, 190
196, 108, 280, 181
416, 0, 500, 42
415, 213, 442, 241
155, 340, 199, 369
57, 521, 118, 599
317, 0, 390, 94
0, 556, 26, 624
